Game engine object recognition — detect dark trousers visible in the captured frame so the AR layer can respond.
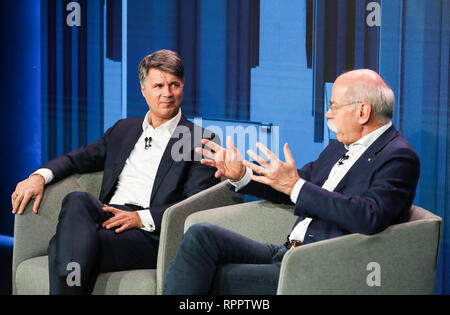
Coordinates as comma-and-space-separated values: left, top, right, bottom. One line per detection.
163, 223, 287, 295
48, 191, 159, 295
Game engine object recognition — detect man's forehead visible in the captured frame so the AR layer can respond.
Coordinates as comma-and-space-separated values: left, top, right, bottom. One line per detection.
147, 68, 182, 82
335, 69, 384, 88
331, 82, 349, 100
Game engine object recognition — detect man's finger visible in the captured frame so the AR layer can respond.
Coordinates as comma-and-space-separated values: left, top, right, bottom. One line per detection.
102, 218, 113, 228
196, 147, 216, 160
283, 143, 296, 165
17, 193, 32, 215
103, 216, 122, 229
250, 174, 271, 185
226, 136, 236, 150
201, 139, 223, 153
11, 194, 17, 213
256, 143, 277, 162
247, 150, 270, 167
243, 160, 267, 175
102, 206, 120, 214
32, 194, 43, 214
106, 219, 123, 230
200, 159, 217, 168
102, 207, 121, 228
12, 192, 20, 213
12, 193, 24, 214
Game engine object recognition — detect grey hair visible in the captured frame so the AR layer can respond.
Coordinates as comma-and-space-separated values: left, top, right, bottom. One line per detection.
344, 79, 395, 124
138, 49, 184, 86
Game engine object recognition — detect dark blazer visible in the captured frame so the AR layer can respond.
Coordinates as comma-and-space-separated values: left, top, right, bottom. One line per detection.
240, 125, 420, 245
41, 114, 220, 233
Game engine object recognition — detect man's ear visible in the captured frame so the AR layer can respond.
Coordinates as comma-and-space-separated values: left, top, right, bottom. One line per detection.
359, 103, 372, 125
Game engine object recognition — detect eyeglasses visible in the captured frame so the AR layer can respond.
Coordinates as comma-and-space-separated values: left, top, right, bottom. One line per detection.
327, 101, 362, 115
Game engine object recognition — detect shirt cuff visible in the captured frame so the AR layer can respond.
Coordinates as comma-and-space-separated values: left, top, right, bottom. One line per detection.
290, 178, 306, 204
31, 168, 54, 185
137, 210, 156, 232
228, 167, 253, 191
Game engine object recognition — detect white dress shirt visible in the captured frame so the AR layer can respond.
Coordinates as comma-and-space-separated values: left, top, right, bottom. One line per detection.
231, 122, 392, 243
33, 109, 182, 233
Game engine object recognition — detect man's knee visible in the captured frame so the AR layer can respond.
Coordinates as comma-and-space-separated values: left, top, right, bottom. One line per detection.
59, 191, 101, 220
62, 191, 94, 204
184, 223, 218, 243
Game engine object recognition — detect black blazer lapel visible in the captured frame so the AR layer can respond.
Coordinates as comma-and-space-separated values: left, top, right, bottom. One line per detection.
333, 125, 398, 193
149, 114, 193, 205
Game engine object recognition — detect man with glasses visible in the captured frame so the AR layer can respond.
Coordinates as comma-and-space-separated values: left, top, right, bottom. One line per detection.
163, 69, 420, 295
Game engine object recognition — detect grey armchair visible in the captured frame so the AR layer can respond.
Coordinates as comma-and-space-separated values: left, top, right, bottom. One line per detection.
184, 200, 442, 294
12, 171, 243, 295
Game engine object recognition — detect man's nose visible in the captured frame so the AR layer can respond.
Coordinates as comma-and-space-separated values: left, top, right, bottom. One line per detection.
162, 85, 173, 97
325, 108, 333, 119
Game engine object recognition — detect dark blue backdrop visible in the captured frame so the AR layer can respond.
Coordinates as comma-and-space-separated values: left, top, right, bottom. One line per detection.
0, 0, 41, 295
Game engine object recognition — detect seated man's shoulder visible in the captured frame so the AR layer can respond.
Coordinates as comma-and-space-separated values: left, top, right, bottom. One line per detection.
384, 134, 418, 158
376, 135, 420, 171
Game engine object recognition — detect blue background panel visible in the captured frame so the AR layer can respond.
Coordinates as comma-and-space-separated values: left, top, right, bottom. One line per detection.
0, 0, 449, 295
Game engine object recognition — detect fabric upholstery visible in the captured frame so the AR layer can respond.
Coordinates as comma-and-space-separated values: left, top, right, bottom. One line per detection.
185, 203, 442, 295
13, 172, 243, 295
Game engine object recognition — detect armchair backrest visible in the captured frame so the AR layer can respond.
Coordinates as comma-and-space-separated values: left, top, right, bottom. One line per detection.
277, 205, 443, 294
157, 180, 244, 294
184, 200, 297, 245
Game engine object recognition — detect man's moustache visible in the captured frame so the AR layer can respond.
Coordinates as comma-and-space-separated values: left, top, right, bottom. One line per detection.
327, 120, 339, 133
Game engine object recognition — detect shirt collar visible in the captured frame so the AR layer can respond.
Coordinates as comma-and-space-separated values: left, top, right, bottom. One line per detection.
345, 121, 392, 152
142, 109, 182, 136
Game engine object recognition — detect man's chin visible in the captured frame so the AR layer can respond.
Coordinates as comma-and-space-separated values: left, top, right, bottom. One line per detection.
151, 106, 180, 118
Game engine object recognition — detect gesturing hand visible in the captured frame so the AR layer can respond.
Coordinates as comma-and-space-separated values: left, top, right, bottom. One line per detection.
196, 136, 247, 181
244, 142, 300, 196
102, 205, 144, 234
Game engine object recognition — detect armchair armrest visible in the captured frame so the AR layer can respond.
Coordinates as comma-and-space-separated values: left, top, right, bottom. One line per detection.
156, 180, 244, 294
277, 218, 442, 295
184, 200, 297, 245
12, 171, 103, 294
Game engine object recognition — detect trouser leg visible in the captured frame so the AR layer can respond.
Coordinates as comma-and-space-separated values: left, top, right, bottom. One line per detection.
48, 191, 108, 294
163, 223, 282, 295
48, 191, 159, 295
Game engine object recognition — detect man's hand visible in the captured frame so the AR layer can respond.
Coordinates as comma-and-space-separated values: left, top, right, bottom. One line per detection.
244, 143, 300, 196
196, 136, 246, 181
102, 205, 144, 233
12, 174, 45, 215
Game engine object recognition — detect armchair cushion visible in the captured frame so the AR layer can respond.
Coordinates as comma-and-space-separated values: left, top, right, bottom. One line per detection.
15, 256, 157, 295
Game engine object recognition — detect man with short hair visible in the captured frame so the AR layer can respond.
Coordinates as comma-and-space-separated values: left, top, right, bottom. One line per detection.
163, 69, 420, 295
12, 49, 219, 294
